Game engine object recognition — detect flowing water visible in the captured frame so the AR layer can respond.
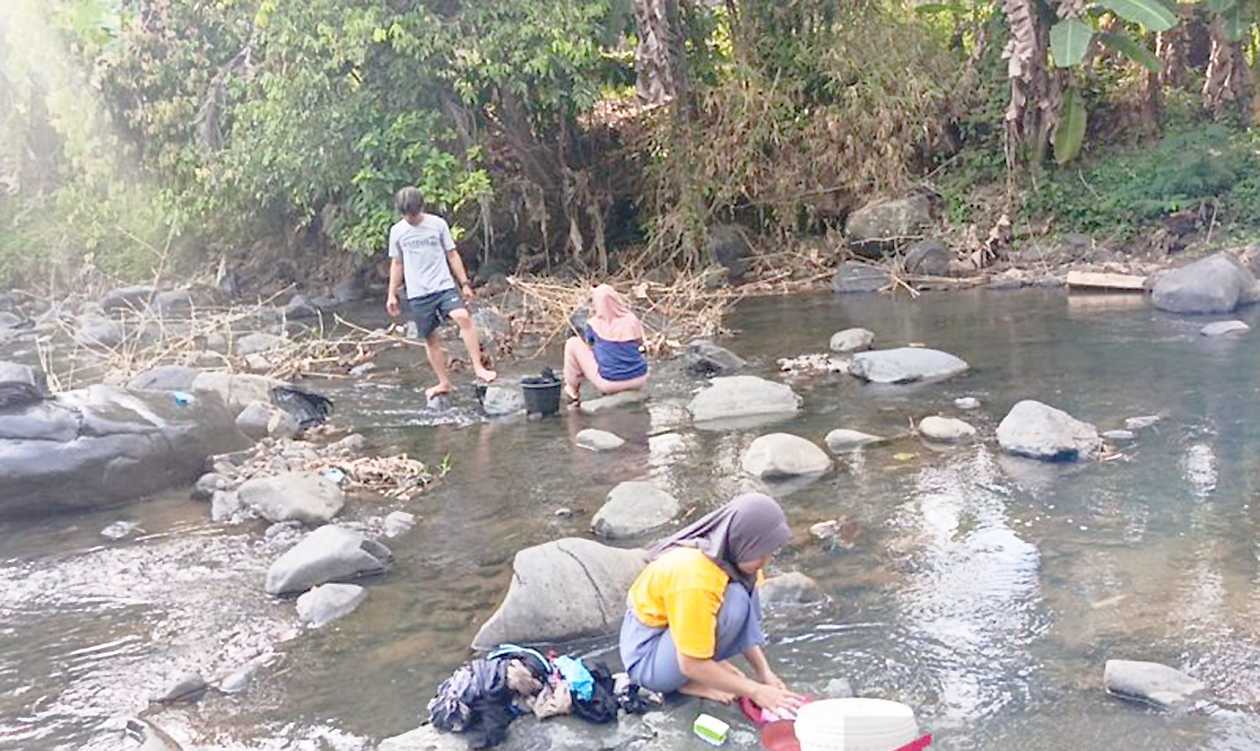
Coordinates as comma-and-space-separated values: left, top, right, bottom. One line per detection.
3, 289, 1260, 750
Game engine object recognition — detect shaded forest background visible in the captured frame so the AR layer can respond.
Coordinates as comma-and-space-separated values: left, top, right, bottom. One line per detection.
4, 0, 1260, 292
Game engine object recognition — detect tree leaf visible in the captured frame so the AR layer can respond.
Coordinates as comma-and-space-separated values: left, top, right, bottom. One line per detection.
1055, 88, 1088, 165
1206, 0, 1237, 13
1098, 0, 1179, 31
1050, 18, 1095, 67
1098, 31, 1163, 72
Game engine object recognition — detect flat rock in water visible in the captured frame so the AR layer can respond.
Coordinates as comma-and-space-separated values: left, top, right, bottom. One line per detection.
831, 262, 891, 294
481, 384, 525, 416
685, 339, 746, 377
127, 365, 200, 392
955, 397, 981, 410
153, 671, 207, 703
919, 416, 976, 443
592, 481, 680, 539
760, 572, 824, 607
1125, 415, 1161, 431
472, 538, 648, 649
1200, 320, 1249, 336
850, 348, 970, 384
580, 390, 647, 414
575, 428, 625, 451
296, 583, 367, 627
1103, 429, 1136, 441
383, 510, 416, 538
829, 328, 874, 353
687, 376, 800, 423
239, 472, 344, 524
265, 525, 392, 595
741, 433, 831, 478
825, 429, 884, 452
1151, 252, 1260, 314
1104, 659, 1206, 709
996, 400, 1102, 462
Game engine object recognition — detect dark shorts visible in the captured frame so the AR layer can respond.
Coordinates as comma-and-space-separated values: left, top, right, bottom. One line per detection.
409, 287, 465, 339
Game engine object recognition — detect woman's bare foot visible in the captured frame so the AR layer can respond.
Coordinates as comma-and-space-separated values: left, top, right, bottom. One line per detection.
679, 680, 736, 705
424, 383, 451, 400
474, 366, 497, 382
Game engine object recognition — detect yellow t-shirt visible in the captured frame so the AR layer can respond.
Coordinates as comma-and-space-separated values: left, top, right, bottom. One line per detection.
628, 547, 732, 659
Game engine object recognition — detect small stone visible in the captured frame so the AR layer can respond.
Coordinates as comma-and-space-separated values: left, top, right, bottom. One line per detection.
760, 572, 824, 607
576, 428, 626, 451
1103, 430, 1136, 441
481, 384, 524, 416
829, 328, 875, 353
825, 677, 855, 699
1104, 659, 1206, 709
1125, 415, 1162, 431
742, 433, 832, 478
685, 340, 747, 377
1200, 320, 1249, 337
296, 583, 368, 628
554, 507, 574, 518
153, 671, 208, 704
219, 663, 259, 694
349, 362, 377, 377
954, 397, 981, 410
592, 481, 680, 539
384, 511, 417, 538
327, 433, 368, 454
580, 390, 648, 414
284, 294, 319, 319
244, 353, 273, 373
824, 429, 884, 452
918, 415, 977, 443
234, 332, 287, 356
192, 473, 229, 501
210, 491, 243, 523
810, 520, 840, 540
101, 521, 143, 540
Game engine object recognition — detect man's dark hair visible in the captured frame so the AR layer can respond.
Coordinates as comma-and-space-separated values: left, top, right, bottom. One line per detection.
395, 186, 425, 216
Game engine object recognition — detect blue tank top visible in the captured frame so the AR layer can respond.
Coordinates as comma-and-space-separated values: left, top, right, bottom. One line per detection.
585, 324, 648, 381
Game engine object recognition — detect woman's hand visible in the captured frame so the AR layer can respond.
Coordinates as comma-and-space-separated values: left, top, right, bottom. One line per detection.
756, 666, 787, 691
751, 683, 805, 714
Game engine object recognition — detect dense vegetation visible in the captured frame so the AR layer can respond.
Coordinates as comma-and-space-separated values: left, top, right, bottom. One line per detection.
2, 0, 1260, 289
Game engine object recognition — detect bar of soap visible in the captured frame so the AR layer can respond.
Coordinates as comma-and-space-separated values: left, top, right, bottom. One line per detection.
693, 714, 730, 746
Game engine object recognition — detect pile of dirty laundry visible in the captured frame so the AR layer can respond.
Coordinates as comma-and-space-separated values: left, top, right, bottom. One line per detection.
427, 644, 664, 749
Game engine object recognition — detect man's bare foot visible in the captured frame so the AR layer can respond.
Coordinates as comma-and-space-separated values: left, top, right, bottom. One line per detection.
474, 366, 497, 382
679, 680, 736, 705
425, 383, 451, 400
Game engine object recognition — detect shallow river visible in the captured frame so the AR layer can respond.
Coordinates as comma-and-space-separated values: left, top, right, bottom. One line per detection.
3, 289, 1260, 750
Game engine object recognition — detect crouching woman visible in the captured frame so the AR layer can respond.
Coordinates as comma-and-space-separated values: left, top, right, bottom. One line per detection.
563, 284, 648, 404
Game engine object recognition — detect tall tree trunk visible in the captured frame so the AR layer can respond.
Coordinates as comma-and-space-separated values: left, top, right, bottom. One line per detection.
632, 0, 689, 111
1002, 0, 1052, 167
1202, 18, 1252, 122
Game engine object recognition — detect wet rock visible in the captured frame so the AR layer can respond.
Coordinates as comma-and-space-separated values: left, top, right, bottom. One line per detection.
1103, 430, 1136, 442
592, 481, 680, 539
328, 433, 368, 454
688, 376, 800, 423
831, 262, 891, 294
554, 507, 574, 518
0, 361, 47, 408
810, 520, 840, 540
850, 347, 969, 384
101, 520, 143, 540
760, 572, 824, 606
996, 400, 1101, 462
707, 224, 752, 281
333, 274, 366, 304
845, 195, 932, 257
210, 491, 243, 523
482, 384, 525, 417
0, 311, 22, 329
380, 725, 467, 751
0, 385, 244, 518
903, 238, 951, 276
124, 717, 184, 751
100, 285, 155, 312
1125, 415, 1161, 431
741, 433, 832, 479
384, 511, 416, 538
825, 677, 855, 699
686, 339, 746, 377
955, 397, 981, 410
153, 671, 207, 704
283, 294, 319, 320
153, 289, 195, 316
1200, 320, 1249, 336
192, 472, 230, 501
297, 583, 367, 628
1104, 659, 1205, 709
919, 416, 976, 443
127, 365, 200, 392
576, 428, 625, 451
235, 400, 300, 440
472, 538, 649, 649
580, 390, 648, 414
1152, 252, 1260, 314
427, 393, 452, 411
700, 265, 730, 289
244, 353, 273, 373
265, 525, 393, 595
829, 328, 874, 353
824, 429, 884, 452
76, 314, 124, 347
235, 332, 287, 356
239, 472, 345, 524
191, 372, 286, 414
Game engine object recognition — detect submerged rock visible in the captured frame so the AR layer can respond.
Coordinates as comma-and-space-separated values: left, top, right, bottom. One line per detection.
580, 390, 647, 414
101, 520, 143, 540
685, 339, 746, 377
845, 195, 932, 257
1125, 415, 1162, 431
472, 538, 649, 649
760, 572, 825, 606
239, 472, 345, 525
384, 511, 417, 538
1102, 429, 1136, 442
954, 397, 981, 410
152, 671, 207, 704
996, 400, 1101, 462
849, 347, 970, 384
918, 416, 976, 443
824, 429, 884, 452
741, 433, 832, 479
592, 481, 680, 539
831, 262, 891, 294
1200, 320, 1249, 336
829, 328, 874, 353
264, 525, 392, 595
1151, 252, 1260, 314
481, 384, 525, 417
576, 428, 626, 451
687, 376, 800, 423
297, 583, 367, 628
1104, 659, 1206, 709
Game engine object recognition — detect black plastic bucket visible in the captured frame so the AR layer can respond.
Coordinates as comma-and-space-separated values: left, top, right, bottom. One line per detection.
521, 376, 563, 416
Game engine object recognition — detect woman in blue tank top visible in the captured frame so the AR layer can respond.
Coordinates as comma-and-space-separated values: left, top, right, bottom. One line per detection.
563, 284, 649, 404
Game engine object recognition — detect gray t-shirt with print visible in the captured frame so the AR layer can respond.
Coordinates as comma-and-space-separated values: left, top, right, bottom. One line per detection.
388, 214, 457, 299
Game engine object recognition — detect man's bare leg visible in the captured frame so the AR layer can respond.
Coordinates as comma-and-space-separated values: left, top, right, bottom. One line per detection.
424, 333, 452, 400
450, 309, 496, 382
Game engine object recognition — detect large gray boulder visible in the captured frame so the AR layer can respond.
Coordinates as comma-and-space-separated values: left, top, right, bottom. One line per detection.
0, 361, 47, 408
0, 385, 245, 518
741, 434, 832, 479
845, 195, 932, 257
472, 538, 649, 649
996, 400, 1101, 462
238, 472, 345, 524
831, 262, 891, 294
685, 339, 746, 377
903, 238, 952, 276
706, 224, 752, 281
1151, 252, 1260, 314
100, 285, 155, 312
235, 400, 300, 440
191, 372, 286, 414
126, 365, 200, 392
76, 315, 124, 348
849, 347, 970, 384
296, 583, 367, 627
687, 376, 800, 423
1104, 660, 1206, 709
592, 481, 680, 539
265, 525, 392, 595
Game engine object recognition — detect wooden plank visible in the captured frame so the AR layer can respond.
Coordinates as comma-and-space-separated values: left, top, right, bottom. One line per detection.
1066, 270, 1147, 291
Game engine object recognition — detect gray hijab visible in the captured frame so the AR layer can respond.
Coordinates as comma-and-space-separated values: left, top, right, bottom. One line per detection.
650, 493, 791, 592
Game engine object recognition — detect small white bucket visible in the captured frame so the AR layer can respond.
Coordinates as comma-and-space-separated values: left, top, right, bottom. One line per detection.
793, 698, 919, 751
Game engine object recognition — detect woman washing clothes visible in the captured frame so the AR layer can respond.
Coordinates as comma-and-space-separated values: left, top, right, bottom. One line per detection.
620, 493, 805, 714
563, 284, 649, 405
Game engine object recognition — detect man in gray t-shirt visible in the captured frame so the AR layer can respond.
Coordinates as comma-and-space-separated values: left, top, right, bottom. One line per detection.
385, 186, 496, 400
